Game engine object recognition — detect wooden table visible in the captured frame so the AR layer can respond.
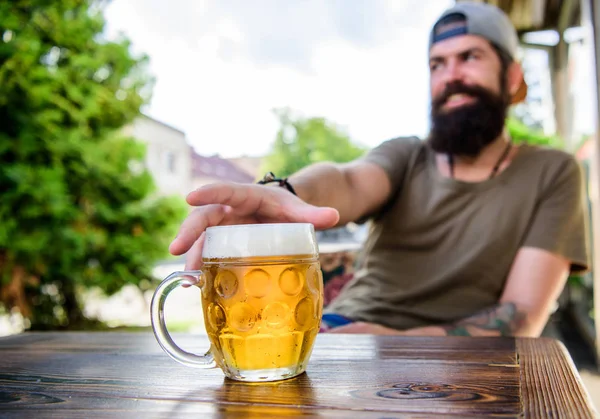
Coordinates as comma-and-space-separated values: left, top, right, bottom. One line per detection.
0, 332, 596, 418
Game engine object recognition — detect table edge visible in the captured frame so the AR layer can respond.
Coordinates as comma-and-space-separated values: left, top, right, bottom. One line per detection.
517, 337, 598, 418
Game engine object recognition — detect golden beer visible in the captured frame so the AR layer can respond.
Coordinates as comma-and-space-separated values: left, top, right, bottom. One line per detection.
151, 223, 323, 382
201, 255, 322, 380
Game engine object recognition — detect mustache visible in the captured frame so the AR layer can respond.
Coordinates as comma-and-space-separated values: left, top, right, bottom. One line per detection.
432, 81, 493, 111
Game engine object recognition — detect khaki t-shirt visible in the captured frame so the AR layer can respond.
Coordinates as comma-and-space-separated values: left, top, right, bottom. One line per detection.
326, 137, 590, 330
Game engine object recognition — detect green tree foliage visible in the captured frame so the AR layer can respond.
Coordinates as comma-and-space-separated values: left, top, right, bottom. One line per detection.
0, 0, 187, 329
262, 108, 367, 177
506, 117, 563, 148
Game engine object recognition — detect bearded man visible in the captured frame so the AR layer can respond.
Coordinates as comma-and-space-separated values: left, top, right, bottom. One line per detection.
170, 2, 589, 337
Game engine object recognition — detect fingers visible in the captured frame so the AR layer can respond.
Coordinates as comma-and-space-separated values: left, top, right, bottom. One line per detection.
169, 204, 228, 256
172, 183, 341, 260
184, 232, 205, 270
187, 183, 256, 213
286, 205, 340, 230
193, 183, 340, 225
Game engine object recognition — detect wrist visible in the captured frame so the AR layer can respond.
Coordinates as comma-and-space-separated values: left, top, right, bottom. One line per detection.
257, 172, 297, 196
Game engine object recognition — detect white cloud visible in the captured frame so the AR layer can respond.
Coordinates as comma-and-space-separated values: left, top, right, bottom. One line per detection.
103, 0, 454, 157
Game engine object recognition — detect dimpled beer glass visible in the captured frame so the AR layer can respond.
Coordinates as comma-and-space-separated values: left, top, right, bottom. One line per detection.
150, 223, 324, 382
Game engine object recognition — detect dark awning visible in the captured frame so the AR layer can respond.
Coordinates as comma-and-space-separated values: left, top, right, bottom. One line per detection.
457, 0, 582, 35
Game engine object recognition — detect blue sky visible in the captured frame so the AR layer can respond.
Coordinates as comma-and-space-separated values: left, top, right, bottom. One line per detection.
103, 0, 454, 157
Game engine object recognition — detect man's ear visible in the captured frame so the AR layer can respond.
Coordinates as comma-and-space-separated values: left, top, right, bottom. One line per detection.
508, 61, 527, 104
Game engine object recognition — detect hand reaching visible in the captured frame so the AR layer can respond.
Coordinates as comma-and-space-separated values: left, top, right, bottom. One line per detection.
169, 182, 340, 269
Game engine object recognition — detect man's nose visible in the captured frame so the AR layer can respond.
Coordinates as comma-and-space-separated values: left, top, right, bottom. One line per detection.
441, 61, 463, 84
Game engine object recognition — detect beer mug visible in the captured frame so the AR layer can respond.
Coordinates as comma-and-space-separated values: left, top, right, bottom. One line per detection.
150, 223, 324, 382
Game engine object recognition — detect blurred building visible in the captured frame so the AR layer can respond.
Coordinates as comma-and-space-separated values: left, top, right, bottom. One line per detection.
123, 115, 193, 197
125, 114, 261, 197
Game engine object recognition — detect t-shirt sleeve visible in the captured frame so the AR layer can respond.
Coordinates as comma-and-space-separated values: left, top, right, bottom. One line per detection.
359, 136, 421, 193
355, 136, 421, 223
522, 156, 590, 273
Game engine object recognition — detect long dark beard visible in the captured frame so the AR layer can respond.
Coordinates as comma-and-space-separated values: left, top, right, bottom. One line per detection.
427, 81, 510, 157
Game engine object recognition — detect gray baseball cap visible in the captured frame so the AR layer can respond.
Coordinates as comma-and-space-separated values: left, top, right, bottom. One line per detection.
429, 2, 527, 103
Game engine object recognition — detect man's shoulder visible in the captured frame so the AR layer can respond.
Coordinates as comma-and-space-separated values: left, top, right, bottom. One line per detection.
380, 135, 425, 149
514, 145, 584, 191
361, 136, 425, 159
367, 136, 426, 157
520, 144, 582, 172
523, 144, 575, 159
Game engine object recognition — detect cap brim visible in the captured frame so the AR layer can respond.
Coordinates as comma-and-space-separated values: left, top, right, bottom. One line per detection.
511, 78, 528, 104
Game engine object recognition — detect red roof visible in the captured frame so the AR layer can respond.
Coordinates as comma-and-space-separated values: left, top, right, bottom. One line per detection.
191, 152, 255, 183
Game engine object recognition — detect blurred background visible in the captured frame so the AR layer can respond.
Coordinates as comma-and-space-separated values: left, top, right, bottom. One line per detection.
2, 0, 600, 406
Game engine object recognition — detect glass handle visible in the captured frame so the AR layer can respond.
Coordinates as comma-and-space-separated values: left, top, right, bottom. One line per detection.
150, 270, 215, 368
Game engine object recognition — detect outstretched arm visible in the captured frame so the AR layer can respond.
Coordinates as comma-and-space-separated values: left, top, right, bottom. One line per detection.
170, 160, 392, 269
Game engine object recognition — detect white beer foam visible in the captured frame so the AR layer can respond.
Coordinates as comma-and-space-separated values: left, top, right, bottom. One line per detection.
202, 223, 318, 259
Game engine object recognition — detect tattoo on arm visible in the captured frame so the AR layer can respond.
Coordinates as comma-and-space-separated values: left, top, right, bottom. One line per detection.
443, 302, 527, 337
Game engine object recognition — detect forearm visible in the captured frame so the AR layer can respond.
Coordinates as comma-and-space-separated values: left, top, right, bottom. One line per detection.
327, 302, 531, 336
288, 162, 362, 225
402, 302, 530, 337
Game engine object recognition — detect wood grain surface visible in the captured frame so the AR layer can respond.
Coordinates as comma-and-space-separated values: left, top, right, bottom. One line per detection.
0, 332, 596, 418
